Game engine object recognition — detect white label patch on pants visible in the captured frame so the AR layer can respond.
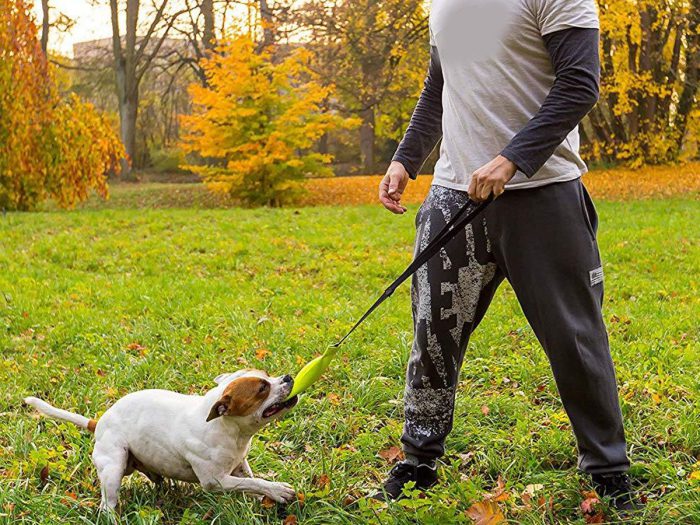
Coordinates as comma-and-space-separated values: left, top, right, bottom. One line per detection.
590, 266, 604, 286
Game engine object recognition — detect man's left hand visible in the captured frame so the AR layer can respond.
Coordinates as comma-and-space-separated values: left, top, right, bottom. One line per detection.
467, 155, 518, 202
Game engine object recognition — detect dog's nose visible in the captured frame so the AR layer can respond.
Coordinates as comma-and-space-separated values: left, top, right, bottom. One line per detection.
282, 374, 293, 384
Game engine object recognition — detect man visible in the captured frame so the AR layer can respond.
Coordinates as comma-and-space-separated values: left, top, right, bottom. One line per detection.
375, 0, 638, 511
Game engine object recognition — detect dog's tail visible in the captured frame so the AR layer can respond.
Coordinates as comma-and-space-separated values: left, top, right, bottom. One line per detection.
24, 397, 98, 433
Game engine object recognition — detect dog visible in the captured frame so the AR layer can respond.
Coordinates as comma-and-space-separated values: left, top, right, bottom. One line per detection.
25, 369, 299, 511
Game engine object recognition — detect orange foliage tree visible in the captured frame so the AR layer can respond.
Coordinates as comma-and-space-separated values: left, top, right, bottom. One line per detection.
180, 37, 354, 207
0, 0, 123, 211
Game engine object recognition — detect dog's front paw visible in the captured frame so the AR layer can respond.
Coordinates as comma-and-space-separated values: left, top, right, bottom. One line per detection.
264, 481, 296, 503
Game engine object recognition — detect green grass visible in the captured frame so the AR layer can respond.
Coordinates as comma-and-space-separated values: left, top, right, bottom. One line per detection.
0, 197, 698, 524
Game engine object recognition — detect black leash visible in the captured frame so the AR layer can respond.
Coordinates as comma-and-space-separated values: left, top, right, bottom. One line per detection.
332, 195, 494, 348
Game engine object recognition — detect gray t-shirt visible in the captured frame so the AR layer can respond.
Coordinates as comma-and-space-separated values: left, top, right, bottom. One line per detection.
429, 0, 600, 190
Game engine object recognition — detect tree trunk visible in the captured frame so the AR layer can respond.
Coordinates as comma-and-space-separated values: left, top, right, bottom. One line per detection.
119, 90, 139, 177
258, 0, 275, 49
359, 106, 375, 172
676, 1, 700, 149
202, 0, 215, 51
40, 0, 49, 53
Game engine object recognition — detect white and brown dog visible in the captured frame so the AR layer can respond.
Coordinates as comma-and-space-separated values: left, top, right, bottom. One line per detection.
25, 369, 299, 511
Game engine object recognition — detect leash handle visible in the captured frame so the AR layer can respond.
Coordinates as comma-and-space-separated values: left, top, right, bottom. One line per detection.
332, 195, 493, 348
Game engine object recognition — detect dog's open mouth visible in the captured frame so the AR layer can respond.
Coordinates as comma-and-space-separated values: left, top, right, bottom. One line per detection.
262, 396, 298, 418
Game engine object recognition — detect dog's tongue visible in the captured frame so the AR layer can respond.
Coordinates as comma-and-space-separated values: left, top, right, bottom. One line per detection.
263, 396, 298, 418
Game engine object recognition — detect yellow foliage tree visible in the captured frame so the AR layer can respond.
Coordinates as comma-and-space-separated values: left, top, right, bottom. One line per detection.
0, 0, 123, 211
587, 0, 700, 166
180, 37, 350, 207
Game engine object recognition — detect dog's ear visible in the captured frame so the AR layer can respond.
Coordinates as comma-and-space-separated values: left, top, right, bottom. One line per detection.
213, 373, 233, 385
206, 377, 271, 422
206, 396, 231, 422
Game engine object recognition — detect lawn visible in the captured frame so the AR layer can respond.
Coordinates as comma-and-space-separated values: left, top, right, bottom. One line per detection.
0, 190, 698, 524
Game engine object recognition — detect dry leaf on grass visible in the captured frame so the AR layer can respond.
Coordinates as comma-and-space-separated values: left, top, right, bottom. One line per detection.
521, 483, 544, 507
283, 515, 298, 525
481, 405, 490, 416
466, 500, 505, 524
327, 393, 341, 405
485, 476, 509, 503
39, 465, 49, 484
343, 494, 359, 507
378, 446, 404, 464
261, 496, 276, 508
314, 473, 331, 490
255, 348, 270, 360
580, 491, 605, 524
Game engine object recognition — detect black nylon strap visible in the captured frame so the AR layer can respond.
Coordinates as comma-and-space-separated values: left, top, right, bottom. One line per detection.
332, 196, 493, 348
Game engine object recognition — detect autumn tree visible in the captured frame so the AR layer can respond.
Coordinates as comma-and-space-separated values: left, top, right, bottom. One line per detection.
586, 0, 700, 165
0, 0, 123, 211
296, 0, 429, 172
180, 37, 350, 206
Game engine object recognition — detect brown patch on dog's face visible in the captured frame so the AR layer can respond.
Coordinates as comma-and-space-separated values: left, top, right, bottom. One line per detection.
207, 376, 271, 422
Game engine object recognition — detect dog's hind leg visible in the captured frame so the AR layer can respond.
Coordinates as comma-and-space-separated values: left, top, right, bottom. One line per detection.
92, 438, 128, 512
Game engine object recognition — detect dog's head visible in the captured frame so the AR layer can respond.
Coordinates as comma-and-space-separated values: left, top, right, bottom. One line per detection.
206, 369, 298, 427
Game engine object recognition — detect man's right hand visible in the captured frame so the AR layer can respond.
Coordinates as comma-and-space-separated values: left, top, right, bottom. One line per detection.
379, 161, 410, 214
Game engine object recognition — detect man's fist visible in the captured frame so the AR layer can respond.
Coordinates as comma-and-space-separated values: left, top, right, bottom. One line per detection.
379, 161, 410, 214
467, 155, 518, 202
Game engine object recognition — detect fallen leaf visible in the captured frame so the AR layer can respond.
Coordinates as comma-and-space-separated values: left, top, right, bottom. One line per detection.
22, 311, 29, 318
481, 405, 490, 416
521, 483, 543, 507
39, 465, 49, 484
314, 473, 331, 490
378, 446, 404, 464
486, 476, 509, 502
283, 515, 297, 525
202, 509, 214, 520
327, 393, 341, 405
466, 500, 505, 524
458, 451, 475, 464
261, 496, 276, 508
255, 348, 270, 360
580, 493, 605, 524
581, 497, 599, 514
296, 492, 305, 504
523, 483, 544, 496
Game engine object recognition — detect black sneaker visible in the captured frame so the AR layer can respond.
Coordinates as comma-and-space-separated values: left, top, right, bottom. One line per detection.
371, 461, 438, 501
591, 473, 643, 512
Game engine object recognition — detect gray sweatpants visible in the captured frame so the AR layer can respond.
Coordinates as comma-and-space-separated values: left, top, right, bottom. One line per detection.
402, 179, 629, 474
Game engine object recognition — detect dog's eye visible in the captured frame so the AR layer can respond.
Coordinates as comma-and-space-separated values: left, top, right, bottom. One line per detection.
259, 383, 269, 394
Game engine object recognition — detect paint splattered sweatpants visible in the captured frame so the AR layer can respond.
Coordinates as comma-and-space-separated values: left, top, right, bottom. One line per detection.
401, 179, 630, 474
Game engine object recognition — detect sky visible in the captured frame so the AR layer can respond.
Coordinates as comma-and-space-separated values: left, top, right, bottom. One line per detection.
33, 1, 114, 57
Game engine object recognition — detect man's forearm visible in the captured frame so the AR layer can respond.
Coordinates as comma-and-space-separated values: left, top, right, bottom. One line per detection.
501, 28, 600, 177
392, 46, 444, 179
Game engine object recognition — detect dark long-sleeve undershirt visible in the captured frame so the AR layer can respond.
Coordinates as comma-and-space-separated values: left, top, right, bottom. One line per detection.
392, 27, 600, 179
